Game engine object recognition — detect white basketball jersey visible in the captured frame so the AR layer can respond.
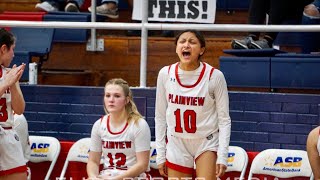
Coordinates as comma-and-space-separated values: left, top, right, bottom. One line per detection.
0, 66, 13, 127
165, 62, 217, 139
96, 115, 150, 170
317, 128, 320, 156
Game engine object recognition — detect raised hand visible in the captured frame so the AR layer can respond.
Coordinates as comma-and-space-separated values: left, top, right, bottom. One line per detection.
5, 63, 26, 86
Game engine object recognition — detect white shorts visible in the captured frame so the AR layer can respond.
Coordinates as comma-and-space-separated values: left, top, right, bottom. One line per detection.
100, 169, 151, 179
166, 132, 219, 174
0, 127, 27, 176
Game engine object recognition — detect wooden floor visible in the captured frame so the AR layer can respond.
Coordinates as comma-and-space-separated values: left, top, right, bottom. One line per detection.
0, 0, 38, 12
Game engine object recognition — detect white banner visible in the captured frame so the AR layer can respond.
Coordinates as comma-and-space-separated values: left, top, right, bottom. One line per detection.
132, 0, 216, 24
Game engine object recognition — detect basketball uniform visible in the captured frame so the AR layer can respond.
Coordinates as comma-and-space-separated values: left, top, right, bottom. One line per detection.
165, 62, 217, 139
14, 114, 31, 163
0, 66, 27, 176
155, 62, 231, 172
14, 114, 31, 180
90, 114, 151, 177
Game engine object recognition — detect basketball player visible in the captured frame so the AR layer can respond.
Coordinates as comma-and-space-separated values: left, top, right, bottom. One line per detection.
155, 30, 231, 180
14, 114, 31, 180
307, 126, 320, 179
0, 28, 27, 179
86, 78, 151, 179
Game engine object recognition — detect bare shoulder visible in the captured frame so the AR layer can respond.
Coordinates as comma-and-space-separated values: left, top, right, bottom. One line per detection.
308, 126, 320, 144
309, 126, 320, 136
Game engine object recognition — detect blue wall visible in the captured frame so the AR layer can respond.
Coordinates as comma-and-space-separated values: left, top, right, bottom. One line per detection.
21, 85, 320, 152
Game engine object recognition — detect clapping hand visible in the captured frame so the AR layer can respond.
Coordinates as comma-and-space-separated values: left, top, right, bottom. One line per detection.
5, 63, 26, 86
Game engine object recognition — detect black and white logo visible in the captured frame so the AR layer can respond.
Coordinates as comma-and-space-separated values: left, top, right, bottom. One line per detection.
206, 134, 213, 140
14, 134, 20, 141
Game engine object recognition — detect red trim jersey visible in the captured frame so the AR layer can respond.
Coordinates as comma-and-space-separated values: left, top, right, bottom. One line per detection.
155, 62, 231, 166
166, 62, 216, 138
90, 115, 151, 170
0, 66, 13, 128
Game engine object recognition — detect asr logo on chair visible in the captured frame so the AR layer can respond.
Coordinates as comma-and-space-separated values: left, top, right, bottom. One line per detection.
273, 156, 302, 168
31, 143, 50, 153
76, 144, 90, 159
262, 156, 303, 173
227, 152, 235, 167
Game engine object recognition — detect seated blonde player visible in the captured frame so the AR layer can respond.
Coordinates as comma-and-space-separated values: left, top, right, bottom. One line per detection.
14, 114, 31, 180
86, 78, 151, 180
307, 126, 320, 179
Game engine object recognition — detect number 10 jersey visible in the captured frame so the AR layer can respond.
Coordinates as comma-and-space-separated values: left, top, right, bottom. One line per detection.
165, 62, 217, 139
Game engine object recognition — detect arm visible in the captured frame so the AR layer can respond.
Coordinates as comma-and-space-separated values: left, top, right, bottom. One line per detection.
11, 81, 25, 115
0, 64, 25, 98
211, 70, 231, 176
5, 64, 25, 114
307, 126, 320, 179
155, 67, 168, 176
87, 120, 103, 178
87, 151, 102, 178
0, 78, 10, 97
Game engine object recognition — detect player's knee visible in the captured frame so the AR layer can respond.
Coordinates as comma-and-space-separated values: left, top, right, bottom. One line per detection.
304, 4, 320, 17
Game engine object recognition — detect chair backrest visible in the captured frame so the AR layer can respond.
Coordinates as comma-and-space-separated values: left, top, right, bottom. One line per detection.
150, 141, 158, 169
59, 138, 91, 179
226, 146, 248, 180
311, 173, 314, 180
29, 135, 61, 180
248, 149, 312, 180
59, 137, 104, 178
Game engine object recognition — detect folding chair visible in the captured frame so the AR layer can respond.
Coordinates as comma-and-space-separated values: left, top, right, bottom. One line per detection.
226, 146, 248, 180
29, 135, 61, 180
59, 138, 91, 179
150, 141, 158, 169
59, 137, 104, 179
248, 149, 313, 180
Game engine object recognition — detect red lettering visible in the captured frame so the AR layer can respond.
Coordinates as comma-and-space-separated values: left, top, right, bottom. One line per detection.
125, 141, 131, 148
168, 94, 173, 102
102, 141, 132, 149
198, 97, 205, 106
168, 94, 205, 106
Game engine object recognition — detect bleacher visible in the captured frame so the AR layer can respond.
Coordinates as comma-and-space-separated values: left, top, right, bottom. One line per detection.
0, 9, 108, 82
220, 49, 320, 90
0, 0, 253, 86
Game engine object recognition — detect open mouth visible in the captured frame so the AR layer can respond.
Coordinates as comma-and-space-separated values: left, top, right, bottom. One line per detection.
182, 51, 191, 58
